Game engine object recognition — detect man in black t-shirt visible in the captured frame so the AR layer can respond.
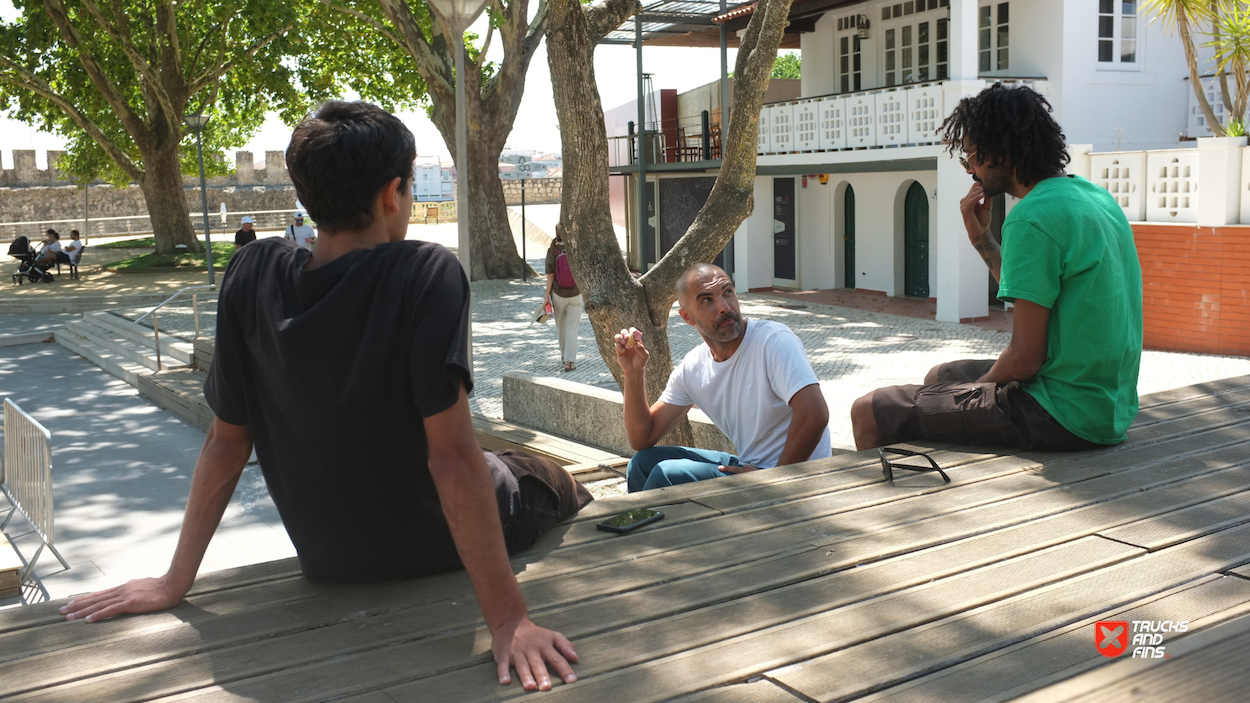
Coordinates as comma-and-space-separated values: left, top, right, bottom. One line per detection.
233, 215, 256, 247
61, 101, 588, 693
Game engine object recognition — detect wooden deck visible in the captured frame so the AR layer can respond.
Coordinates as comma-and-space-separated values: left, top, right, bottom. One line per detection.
3, 375, 1250, 702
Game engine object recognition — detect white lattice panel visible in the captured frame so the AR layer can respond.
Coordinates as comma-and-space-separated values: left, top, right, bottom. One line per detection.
1187, 75, 1230, 138
817, 96, 847, 151
757, 104, 773, 154
908, 85, 944, 145
1091, 152, 1146, 221
846, 94, 877, 148
1145, 150, 1199, 223
874, 90, 908, 146
769, 103, 795, 154
793, 100, 819, 152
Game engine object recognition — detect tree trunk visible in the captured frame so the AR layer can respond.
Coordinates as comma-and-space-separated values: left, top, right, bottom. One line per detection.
547, 0, 792, 449
1180, 8, 1226, 136
465, 125, 533, 279
141, 147, 205, 255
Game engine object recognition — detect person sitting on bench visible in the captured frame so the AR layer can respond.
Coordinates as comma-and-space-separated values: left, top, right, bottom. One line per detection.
850, 84, 1143, 452
35, 229, 69, 266
60, 101, 591, 693
617, 263, 831, 492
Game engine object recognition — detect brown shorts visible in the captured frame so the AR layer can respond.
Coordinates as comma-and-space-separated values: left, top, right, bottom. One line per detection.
871, 359, 1101, 451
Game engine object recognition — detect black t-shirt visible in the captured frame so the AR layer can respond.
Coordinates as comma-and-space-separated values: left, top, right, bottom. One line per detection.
234, 228, 256, 247
205, 238, 473, 581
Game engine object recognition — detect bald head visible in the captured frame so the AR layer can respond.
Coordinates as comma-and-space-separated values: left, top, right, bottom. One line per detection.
676, 263, 730, 307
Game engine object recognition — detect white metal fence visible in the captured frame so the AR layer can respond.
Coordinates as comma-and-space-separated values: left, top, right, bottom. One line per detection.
1, 398, 69, 585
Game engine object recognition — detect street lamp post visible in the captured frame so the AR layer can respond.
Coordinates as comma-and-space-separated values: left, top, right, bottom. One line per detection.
426, 0, 492, 282
182, 113, 215, 285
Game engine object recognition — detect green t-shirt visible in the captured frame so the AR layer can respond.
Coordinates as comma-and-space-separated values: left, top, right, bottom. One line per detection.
997, 175, 1143, 445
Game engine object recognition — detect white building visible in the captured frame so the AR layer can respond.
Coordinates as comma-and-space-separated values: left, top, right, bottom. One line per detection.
607, 0, 1199, 323
413, 157, 455, 202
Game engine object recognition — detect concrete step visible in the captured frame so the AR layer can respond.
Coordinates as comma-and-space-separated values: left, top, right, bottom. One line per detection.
63, 319, 164, 372
54, 329, 150, 386
83, 311, 194, 365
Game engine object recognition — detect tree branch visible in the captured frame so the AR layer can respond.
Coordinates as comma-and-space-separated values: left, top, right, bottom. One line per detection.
376, 0, 455, 98
641, 0, 792, 319
0, 56, 144, 181
188, 25, 290, 95
587, 0, 638, 42
41, 0, 151, 147
317, 0, 404, 46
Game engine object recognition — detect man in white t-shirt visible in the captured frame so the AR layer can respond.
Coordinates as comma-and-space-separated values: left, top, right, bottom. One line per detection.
63, 230, 85, 265
616, 263, 831, 492
284, 211, 316, 251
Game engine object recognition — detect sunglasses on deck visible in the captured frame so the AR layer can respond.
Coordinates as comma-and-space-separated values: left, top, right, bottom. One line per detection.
878, 447, 951, 485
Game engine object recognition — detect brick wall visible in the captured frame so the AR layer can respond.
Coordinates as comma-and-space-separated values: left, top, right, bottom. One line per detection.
1134, 224, 1250, 357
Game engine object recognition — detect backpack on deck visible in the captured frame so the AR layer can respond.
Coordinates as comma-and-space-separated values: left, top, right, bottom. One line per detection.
555, 251, 575, 289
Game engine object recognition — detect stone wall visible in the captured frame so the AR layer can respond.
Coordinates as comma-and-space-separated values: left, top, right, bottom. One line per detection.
0, 149, 299, 240
501, 177, 561, 206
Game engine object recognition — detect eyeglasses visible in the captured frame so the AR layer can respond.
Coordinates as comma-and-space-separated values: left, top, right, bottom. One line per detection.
878, 447, 951, 485
958, 150, 978, 170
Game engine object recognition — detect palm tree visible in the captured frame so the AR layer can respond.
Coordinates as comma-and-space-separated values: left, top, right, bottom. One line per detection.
1145, 0, 1226, 136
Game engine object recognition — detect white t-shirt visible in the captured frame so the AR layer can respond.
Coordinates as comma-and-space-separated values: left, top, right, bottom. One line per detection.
42, 240, 62, 256
286, 223, 316, 251
63, 239, 84, 263
658, 319, 832, 467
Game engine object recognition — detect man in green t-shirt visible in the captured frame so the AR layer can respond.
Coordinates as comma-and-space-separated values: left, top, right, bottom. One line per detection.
851, 84, 1143, 451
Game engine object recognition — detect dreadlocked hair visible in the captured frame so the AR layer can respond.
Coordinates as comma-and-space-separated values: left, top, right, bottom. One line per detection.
940, 83, 1069, 188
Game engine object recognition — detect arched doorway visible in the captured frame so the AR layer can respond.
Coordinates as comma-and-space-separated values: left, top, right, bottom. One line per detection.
843, 185, 856, 289
903, 182, 929, 298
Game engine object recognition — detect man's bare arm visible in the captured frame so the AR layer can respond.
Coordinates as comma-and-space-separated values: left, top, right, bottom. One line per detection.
424, 383, 577, 692
615, 328, 690, 450
961, 182, 1003, 282
61, 418, 252, 622
978, 298, 1050, 384
775, 384, 831, 467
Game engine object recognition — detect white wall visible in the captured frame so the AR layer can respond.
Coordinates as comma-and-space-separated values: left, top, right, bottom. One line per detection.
800, 14, 837, 98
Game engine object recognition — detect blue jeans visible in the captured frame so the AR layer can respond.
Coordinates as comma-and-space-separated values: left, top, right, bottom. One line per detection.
626, 446, 742, 492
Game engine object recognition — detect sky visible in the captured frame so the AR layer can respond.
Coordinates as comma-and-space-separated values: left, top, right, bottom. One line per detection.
0, 1, 757, 168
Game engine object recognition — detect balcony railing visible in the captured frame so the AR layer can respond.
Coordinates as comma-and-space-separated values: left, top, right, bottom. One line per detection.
757, 78, 1049, 154
606, 78, 1050, 167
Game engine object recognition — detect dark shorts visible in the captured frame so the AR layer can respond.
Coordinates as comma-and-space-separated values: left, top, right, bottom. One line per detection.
872, 359, 1101, 452
486, 450, 594, 554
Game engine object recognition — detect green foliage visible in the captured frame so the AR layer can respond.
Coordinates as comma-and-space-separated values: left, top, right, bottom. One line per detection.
1206, 1, 1250, 74
105, 240, 236, 271
0, 1, 342, 186
1225, 117, 1248, 136
771, 52, 801, 80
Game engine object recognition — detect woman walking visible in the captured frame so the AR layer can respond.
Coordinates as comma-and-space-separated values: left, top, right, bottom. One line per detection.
544, 235, 583, 372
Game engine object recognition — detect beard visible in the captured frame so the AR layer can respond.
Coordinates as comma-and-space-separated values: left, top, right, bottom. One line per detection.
697, 310, 743, 343
974, 169, 1013, 199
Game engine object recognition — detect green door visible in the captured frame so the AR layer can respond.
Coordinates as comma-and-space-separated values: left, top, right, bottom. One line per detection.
904, 182, 929, 298
844, 185, 856, 289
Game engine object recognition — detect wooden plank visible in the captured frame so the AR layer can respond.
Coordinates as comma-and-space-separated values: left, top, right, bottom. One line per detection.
11, 439, 1245, 676
669, 679, 804, 703
575, 391, 1250, 524
766, 525, 1250, 703
1008, 612, 1250, 703
1099, 489, 1250, 551
853, 576, 1250, 703
0, 534, 22, 599
14, 453, 1250, 702
1232, 564, 1250, 579
123, 536, 1139, 703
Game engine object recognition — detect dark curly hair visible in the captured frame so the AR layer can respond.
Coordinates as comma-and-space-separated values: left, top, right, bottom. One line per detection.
940, 84, 1069, 188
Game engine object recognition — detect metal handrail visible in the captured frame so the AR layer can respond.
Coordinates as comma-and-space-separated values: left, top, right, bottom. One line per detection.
133, 284, 216, 372
134, 284, 216, 325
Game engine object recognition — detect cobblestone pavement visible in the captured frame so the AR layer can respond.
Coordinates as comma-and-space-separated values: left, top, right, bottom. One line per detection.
116, 223, 1250, 453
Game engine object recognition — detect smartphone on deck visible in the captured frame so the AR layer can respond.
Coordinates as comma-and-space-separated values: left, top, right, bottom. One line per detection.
596, 508, 664, 534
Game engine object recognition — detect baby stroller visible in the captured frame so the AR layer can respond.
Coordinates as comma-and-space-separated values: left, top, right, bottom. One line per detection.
8, 237, 55, 284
